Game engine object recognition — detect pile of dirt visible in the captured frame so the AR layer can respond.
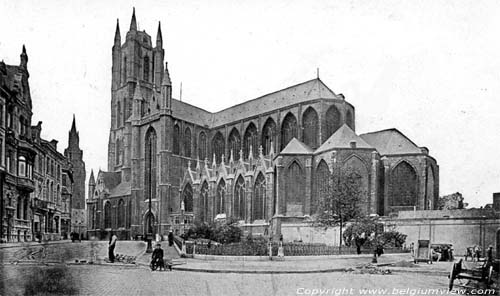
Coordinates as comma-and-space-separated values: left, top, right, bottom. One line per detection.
391, 260, 419, 268
115, 253, 136, 264
344, 263, 392, 275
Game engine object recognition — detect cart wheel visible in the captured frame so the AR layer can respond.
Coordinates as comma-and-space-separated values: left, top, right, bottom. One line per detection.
486, 266, 493, 287
448, 262, 458, 291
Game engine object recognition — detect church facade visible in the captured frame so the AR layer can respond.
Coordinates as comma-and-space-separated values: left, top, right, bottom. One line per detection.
86, 10, 439, 241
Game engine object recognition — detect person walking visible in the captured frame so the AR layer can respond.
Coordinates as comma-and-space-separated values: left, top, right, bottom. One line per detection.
108, 232, 118, 263
168, 230, 174, 247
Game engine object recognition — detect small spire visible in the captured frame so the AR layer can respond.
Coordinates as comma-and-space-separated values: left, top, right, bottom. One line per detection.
316, 67, 319, 79
249, 145, 254, 160
229, 149, 234, 164
89, 169, 96, 186
161, 62, 171, 86
114, 19, 121, 45
196, 156, 200, 171
133, 81, 143, 101
239, 149, 244, 163
221, 154, 225, 166
70, 114, 77, 132
187, 160, 191, 171
212, 153, 217, 168
259, 145, 263, 158
20, 44, 28, 68
130, 7, 137, 31
22, 45, 27, 55
156, 21, 162, 47
269, 141, 275, 157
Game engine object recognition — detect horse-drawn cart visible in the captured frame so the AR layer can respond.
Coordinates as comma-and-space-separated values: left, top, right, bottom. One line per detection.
448, 259, 494, 291
413, 240, 432, 264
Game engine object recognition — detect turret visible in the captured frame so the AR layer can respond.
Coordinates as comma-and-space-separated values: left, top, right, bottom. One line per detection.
20, 45, 28, 70
161, 62, 172, 110
88, 170, 96, 199
153, 21, 165, 88
112, 19, 122, 91
69, 114, 80, 148
129, 7, 137, 31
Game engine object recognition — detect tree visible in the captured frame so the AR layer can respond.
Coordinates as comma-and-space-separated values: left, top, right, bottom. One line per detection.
314, 164, 364, 253
438, 192, 467, 210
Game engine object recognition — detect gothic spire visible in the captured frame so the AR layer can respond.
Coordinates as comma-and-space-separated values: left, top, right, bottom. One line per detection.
129, 7, 137, 31
20, 44, 28, 68
70, 114, 77, 133
114, 18, 121, 46
156, 21, 163, 48
161, 62, 171, 86
89, 169, 95, 186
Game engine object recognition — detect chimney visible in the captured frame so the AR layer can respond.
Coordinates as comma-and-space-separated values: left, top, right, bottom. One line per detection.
349, 140, 357, 149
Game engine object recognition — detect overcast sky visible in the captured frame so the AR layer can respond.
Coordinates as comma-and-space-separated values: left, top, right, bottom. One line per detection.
1, 0, 499, 207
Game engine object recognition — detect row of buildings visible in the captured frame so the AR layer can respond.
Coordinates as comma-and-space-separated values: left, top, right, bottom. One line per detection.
0, 46, 86, 243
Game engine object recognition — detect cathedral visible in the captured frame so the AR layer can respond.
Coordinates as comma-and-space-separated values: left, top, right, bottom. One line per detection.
86, 9, 439, 241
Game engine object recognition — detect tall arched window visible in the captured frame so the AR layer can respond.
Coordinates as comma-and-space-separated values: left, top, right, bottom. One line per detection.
91, 205, 96, 229
261, 118, 276, 156
144, 211, 155, 234
50, 182, 54, 202
325, 105, 341, 142
302, 107, 319, 149
45, 180, 49, 200
183, 184, 193, 212
116, 101, 121, 127
216, 179, 225, 214
391, 161, 417, 208
104, 201, 112, 229
122, 57, 127, 83
199, 182, 209, 222
145, 128, 157, 201
198, 132, 207, 160
143, 56, 149, 81
313, 160, 330, 215
118, 199, 125, 227
285, 161, 304, 215
115, 138, 122, 165
228, 128, 241, 161
184, 127, 192, 158
212, 132, 225, 164
346, 109, 354, 130
281, 113, 297, 150
343, 156, 369, 215
173, 124, 180, 155
253, 173, 266, 221
243, 123, 258, 159
233, 176, 245, 220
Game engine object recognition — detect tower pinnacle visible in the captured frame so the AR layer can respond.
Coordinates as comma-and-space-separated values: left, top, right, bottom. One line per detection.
20, 44, 28, 68
114, 18, 121, 46
130, 7, 137, 31
156, 21, 162, 48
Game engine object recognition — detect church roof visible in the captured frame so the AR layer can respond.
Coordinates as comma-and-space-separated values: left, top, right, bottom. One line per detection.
315, 124, 373, 154
169, 78, 345, 128
109, 181, 131, 197
280, 138, 313, 155
360, 128, 423, 156
98, 171, 121, 191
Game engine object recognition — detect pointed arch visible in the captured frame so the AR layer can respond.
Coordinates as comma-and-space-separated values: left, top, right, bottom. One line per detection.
343, 155, 370, 214
198, 131, 207, 160
104, 201, 112, 229
233, 176, 245, 220
228, 128, 241, 161
118, 199, 125, 227
199, 181, 209, 222
116, 101, 122, 127
325, 105, 341, 141
212, 132, 225, 164
391, 161, 418, 208
313, 160, 330, 214
302, 107, 319, 149
281, 113, 297, 150
253, 173, 266, 221
182, 183, 193, 212
145, 127, 157, 201
184, 127, 192, 158
285, 160, 304, 215
215, 179, 226, 215
144, 211, 155, 235
346, 109, 354, 130
243, 122, 258, 159
115, 138, 122, 165
261, 118, 277, 156
173, 124, 180, 155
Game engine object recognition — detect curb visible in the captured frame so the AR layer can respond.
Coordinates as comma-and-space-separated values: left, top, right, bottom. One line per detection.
0, 240, 72, 249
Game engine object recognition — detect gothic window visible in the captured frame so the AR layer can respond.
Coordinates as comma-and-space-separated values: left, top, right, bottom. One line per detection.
91, 205, 96, 229
216, 179, 225, 214
391, 161, 417, 208
118, 199, 125, 227
122, 57, 127, 83
302, 107, 319, 149
104, 201, 112, 229
116, 101, 121, 127
253, 173, 266, 221
115, 138, 121, 165
313, 160, 330, 215
285, 161, 304, 209
261, 118, 276, 156
143, 56, 149, 82
243, 123, 258, 159
144, 211, 155, 234
233, 176, 245, 220
325, 105, 341, 141
346, 109, 354, 130
199, 182, 209, 223
198, 132, 207, 160
280, 113, 297, 150
184, 127, 192, 158
145, 128, 157, 201
228, 128, 241, 161
173, 124, 180, 155
127, 199, 132, 228
212, 132, 225, 164
182, 184, 193, 212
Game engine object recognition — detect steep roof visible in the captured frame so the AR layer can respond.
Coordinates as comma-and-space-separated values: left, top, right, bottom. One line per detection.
98, 171, 121, 191
169, 78, 343, 128
315, 124, 373, 154
280, 138, 313, 155
360, 129, 423, 155
109, 181, 131, 197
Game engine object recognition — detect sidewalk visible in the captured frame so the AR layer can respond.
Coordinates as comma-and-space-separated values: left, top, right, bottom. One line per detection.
0, 239, 71, 249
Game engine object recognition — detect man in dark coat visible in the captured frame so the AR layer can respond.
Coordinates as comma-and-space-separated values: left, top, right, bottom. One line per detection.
151, 243, 165, 270
168, 231, 174, 247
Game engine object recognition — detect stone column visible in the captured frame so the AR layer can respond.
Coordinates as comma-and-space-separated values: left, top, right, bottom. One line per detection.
304, 158, 312, 215
370, 151, 378, 214
382, 157, 390, 215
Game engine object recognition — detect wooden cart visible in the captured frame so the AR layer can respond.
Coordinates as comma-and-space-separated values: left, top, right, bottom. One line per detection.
448, 259, 494, 291
413, 240, 432, 264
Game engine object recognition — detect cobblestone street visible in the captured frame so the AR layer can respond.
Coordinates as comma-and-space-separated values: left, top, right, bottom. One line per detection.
1, 264, 448, 296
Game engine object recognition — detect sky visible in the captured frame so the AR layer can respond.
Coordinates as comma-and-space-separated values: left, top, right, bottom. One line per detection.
0, 0, 499, 207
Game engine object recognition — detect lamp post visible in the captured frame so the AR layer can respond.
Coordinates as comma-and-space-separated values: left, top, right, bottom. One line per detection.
145, 191, 153, 253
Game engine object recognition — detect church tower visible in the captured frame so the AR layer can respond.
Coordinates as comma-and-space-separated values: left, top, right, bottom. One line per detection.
64, 115, 86, 210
